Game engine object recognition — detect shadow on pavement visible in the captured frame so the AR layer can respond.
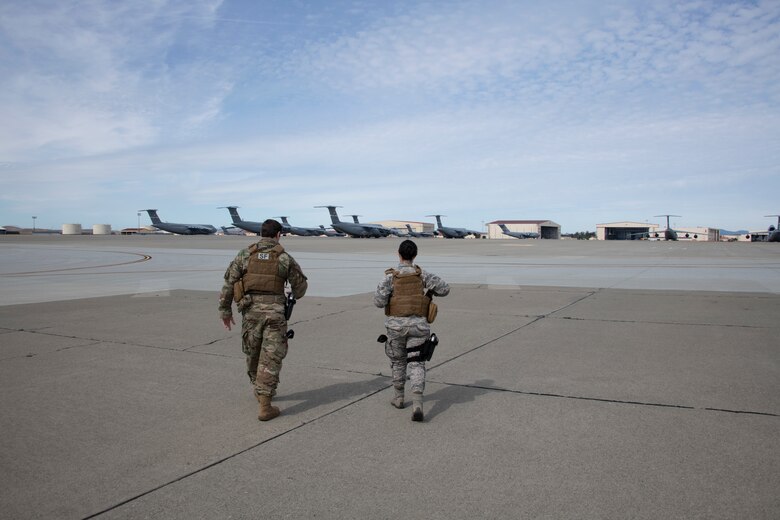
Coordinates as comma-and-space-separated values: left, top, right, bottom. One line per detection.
424, 379, 496, 420
275, 375, 390, 416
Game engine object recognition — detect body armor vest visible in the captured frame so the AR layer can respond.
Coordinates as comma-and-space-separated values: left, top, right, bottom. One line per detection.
242, 243, 286, 295
385, 266, 430, 317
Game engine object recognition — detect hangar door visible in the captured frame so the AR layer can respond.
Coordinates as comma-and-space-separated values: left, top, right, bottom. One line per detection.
540, 226, 559, 239
605, 227, 650, 240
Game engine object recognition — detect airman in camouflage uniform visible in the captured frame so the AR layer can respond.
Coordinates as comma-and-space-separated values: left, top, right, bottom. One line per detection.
219, 219, 307, 421
374, 239, 449, 421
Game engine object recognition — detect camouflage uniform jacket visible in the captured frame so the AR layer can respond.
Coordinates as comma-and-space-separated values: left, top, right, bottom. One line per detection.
219, 238, 308, 319
374, 261, 450, 330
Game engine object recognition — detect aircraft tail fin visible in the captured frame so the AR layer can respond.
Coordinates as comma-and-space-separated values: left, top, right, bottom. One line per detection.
498, 223, 510, 233
316, 206, 341, 225
278, 216, 291, 225
222, 206, 242, 224
144, 209, 162, 225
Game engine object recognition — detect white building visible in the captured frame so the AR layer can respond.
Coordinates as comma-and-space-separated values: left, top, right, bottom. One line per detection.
596, 222, 659, 240
596, 222, 720, 241
487, 220, 561, 239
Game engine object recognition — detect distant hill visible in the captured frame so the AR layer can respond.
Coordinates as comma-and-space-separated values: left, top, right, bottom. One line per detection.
720, 229, 749, 235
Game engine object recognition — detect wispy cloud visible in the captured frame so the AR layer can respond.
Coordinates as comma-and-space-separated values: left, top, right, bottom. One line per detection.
0, 0, 778, 231
0, 0, 230, 160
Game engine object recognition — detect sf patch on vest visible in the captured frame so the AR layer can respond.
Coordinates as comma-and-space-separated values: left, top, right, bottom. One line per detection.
241, 244, 286, 295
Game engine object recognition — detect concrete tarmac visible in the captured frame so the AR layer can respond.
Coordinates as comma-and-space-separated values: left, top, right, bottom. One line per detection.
0, 235, 778, 519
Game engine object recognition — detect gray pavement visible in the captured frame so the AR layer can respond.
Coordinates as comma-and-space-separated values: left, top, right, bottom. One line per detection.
0, 235, 778, 519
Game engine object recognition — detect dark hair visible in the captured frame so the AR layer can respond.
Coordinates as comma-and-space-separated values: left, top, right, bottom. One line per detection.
398, 239, 417, 261
261, 219, 282, 238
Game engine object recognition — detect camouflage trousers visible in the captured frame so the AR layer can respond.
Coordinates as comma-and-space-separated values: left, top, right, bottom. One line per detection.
384, 323, 429, 395
241, 308, 288, 398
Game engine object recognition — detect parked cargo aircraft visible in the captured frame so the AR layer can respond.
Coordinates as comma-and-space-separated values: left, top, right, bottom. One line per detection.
405, 224, 436, 238
654, 215, 681, 240
319, 225, 345, 237
219, 206, 263, 234
498, 223, 539, 239
630, 215, 682, 241
766, 215, 780, 242
141, 209, 217, 235
347, 214, 402, 236
426, 215, 482, 239
315, 206, 393, 237
220, 226, 246, 236
277, 216, 326, 236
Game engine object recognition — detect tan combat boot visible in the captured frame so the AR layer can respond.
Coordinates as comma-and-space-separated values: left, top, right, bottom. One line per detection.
257, 395, 280, 421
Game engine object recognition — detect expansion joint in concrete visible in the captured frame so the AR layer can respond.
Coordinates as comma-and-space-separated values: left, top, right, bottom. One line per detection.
552, 315, 773, 329
429, 380, 780, 418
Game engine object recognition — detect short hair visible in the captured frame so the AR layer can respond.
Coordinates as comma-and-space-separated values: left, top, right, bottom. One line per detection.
398, 239, 417, 261
261, 219, 282, 238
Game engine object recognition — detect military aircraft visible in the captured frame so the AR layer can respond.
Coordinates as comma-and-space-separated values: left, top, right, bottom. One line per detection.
629, 215, 682, 240
220, 225, 247, 236
219, 206, 263, 234
766, 215, 780, 242
498, 223, 539, 239
654, 214, 681, 240
426, 215, 482, 239
347, 214, 402, 236
315, 206, 393, 237
405, 224, 436, 238
277, 216, 326, 237
140, 209, 217, 235
318, 225, 345, 237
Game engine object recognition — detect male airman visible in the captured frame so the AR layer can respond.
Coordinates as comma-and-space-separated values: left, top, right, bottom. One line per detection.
219, 219, 307, 421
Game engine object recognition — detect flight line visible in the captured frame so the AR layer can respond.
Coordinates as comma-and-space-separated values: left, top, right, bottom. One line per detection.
129, 207, 780, 242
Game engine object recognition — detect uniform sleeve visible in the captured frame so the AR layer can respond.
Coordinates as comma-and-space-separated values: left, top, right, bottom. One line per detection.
286, 256, 308, 299
422, 270, 450, 297
373, 274, 393, 308
218, 252, 245, 318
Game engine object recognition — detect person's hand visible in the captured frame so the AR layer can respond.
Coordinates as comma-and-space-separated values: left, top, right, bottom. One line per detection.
222, 316, 235, 331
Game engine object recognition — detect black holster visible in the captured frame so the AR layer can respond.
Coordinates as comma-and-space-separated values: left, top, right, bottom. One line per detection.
406, 333, 438, 363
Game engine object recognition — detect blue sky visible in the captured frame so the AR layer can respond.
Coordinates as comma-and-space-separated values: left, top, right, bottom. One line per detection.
1, 0, 778, 233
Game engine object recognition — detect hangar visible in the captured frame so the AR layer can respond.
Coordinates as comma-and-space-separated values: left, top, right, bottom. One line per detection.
596, 222, 659, 240
487, 220, 560, 239
597, 222, 721, 241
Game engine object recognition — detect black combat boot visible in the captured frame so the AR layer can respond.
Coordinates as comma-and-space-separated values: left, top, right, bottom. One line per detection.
411, 392, 423, 422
